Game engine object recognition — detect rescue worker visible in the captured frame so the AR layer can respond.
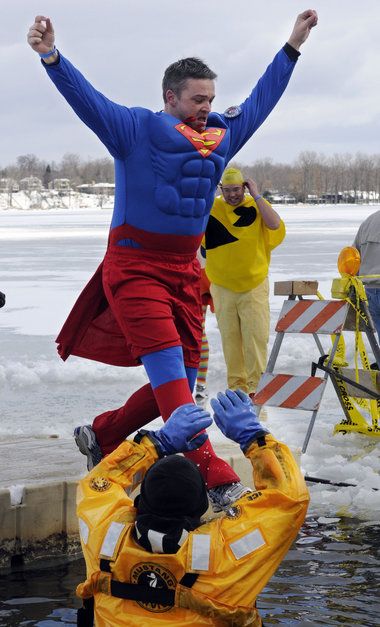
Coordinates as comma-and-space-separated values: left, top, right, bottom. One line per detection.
76, 391, 309, 626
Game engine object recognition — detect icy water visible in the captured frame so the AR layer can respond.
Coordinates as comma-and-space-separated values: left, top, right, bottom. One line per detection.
0, 517, 379, 626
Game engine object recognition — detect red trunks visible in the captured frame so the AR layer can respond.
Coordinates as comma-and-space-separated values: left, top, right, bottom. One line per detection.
56, 242, 202, 369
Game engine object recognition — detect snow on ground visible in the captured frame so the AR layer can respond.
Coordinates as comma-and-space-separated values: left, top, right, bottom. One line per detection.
0, 204, 379, 520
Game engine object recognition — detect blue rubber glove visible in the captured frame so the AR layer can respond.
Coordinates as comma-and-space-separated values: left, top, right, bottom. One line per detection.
211, 389, 269, 452
148, 403, 213, 455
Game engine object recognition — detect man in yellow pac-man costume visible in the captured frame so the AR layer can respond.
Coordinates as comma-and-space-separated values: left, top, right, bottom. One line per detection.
204, 167, 285, 399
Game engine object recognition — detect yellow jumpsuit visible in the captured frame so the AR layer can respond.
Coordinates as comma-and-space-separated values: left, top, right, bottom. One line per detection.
76, 435, 309, 626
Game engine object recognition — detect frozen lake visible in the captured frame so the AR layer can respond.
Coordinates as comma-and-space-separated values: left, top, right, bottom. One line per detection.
0, 204, 380, 520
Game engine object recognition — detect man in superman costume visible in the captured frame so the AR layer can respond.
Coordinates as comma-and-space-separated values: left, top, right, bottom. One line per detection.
27, 9, 317, 510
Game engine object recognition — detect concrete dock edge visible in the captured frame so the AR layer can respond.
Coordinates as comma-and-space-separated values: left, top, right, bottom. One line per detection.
0, 449, 253, 570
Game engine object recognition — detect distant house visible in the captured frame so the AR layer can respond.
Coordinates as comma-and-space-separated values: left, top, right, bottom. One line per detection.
19, 176, 43, 192
353, 190, 379, 202
265, 191, 297, 204
49, 178, 72, 191
77, 182, 115, 195
306, 194, 320, 204
0, 178, 19, 192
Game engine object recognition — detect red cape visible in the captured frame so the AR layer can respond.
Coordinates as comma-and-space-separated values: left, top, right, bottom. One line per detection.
56, 261, 139, 367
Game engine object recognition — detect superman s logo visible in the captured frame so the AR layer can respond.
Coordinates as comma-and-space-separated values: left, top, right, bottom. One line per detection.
175, 124, 226, 158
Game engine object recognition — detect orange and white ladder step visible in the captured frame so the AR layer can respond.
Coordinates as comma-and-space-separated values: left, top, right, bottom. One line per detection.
254, 373, 326, 411
276, 300, 348, 334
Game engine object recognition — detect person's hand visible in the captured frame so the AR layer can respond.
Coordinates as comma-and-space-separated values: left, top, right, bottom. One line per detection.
287, 9, 318, 51
27, 15, 55, 54
0, 292, 5, 308
211, 390, 269, 452
148, 403, 212, 455
244, 178, 260, 199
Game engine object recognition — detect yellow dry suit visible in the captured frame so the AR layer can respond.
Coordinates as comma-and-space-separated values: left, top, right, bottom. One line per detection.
76, 435, 309, 626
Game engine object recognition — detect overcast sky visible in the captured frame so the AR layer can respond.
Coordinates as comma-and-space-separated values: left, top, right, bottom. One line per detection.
2, 0, 379, 168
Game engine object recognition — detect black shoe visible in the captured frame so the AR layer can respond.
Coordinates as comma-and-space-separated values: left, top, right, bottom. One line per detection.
208, 482, 252, 513
74, 425, 102, 471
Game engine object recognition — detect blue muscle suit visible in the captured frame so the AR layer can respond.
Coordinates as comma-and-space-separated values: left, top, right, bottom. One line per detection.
47, 43, 300, 487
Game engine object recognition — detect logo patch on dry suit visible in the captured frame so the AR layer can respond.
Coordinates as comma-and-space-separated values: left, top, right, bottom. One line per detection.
225, 505, 242, 519
130, 562, 176, 613
89, 476, 111, 492
175, 123, 226, 157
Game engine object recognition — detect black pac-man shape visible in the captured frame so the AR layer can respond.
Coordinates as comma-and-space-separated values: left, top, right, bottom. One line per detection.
233, 205, 257, 227
204, 215, 238, 249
